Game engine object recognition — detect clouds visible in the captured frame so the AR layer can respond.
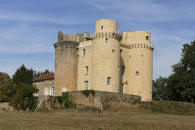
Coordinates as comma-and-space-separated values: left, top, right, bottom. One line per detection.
0, 0, 194, 79
87, 0, 195, 23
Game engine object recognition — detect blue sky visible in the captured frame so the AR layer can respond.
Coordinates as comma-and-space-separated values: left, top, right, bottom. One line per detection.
0, 0, 194, 79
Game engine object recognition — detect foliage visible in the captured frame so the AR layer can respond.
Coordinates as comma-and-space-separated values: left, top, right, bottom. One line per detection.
57, 92, 73, 108
12, 64, 34, 85
153, 41, 195, 102
82, 90, 95, 97
10, 83, 38, 111
0, 72, 15, 102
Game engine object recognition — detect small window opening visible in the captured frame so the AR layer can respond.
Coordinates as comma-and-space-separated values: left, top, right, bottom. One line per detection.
82, 49, 86, 56
120, 49, 122, 56
141, 55, 143, 57
146, 36, 149, 40
84, 80, 88, 90
136, 71, 139, 76
105, 38, 108, 43
117, 65, 120, 71
107, 77, 111, 85
85, 66, 88, 75
101, 26, 104, 30
121, 83, 125, 94
121, 65, 125, 77
112, 49, 115, 55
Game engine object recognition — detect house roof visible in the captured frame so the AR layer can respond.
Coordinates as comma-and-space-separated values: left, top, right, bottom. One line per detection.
33, 73, 54, 82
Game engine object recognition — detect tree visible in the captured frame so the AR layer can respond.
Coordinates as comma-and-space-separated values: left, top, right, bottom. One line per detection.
11, 65, 38, 110
0, 72, 15, 102
167, 41, 195, 102
153, 41, 195, 102
12, 65, 34, 85
10, 83, 38, 111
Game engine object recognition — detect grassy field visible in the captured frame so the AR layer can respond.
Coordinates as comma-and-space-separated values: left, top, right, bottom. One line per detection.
0, 106, 195, 130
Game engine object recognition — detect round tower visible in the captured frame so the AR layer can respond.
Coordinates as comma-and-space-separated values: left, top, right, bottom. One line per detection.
54, 40, 79, 96
125, 31, 154, 101
91, 19, 122, 92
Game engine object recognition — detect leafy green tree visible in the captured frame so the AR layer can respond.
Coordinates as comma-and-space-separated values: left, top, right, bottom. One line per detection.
10, 83, 38, 111
0, 72, 15, 102
153, 41, 195, 102
167, 41, 195, 102
12, 64, 34, 85
153, 77, 170, 100
11, 65, 38, 110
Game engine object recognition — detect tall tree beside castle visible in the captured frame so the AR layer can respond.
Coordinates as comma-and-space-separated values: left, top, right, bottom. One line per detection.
153, 41, 195, 102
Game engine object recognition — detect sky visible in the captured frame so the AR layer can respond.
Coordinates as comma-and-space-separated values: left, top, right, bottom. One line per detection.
0, 0, 194, 79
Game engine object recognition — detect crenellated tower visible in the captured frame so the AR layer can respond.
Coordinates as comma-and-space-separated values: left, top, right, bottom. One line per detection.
91, 19, 122, 92
121, 31, 154, 101
54, 32, 79, 96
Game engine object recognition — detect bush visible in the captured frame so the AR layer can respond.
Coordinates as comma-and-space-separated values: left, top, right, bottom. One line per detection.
82, 90, 95, 97
57, 92, 73, 108
10, 83, 38, 111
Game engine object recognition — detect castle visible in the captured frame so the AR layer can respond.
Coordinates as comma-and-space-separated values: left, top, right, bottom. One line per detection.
33, 19, 154, 101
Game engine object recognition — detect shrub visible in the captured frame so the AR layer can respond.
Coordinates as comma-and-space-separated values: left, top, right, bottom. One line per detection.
10, 83, 38, 111
82, 90, 95, 97
57, 92, 73, 108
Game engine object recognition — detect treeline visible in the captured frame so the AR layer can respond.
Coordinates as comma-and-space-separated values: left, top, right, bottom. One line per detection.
0, 65, 52, 110
153, 41, 195, 103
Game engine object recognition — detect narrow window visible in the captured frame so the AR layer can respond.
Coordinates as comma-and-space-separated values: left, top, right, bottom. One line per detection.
120, 49, 122, 56
136, 71, 139, 76
121, 65, 125, 77
84, 80, 88, 90
121, 83, 125, 94
85, 66, 88, 75
107, 77, 111, 85
112, 49, 115, 55
50, 87, 54, 95
146, 36, 149, 40
101, 26, 104, 30
105, 38, 108, 43
45, 87, 49, 96
82, 49, 86, 56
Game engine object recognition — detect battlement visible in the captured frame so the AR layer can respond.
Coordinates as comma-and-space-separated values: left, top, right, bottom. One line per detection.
92, 32, 122, 41
121, 42, 154, 50
58, 31, 87, 42
54, 40, 79, 49
122, 31, 151, 44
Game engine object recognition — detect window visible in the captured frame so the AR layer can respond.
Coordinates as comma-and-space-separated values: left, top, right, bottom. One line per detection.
136, 71, 139, 76
121, 65, 125, 77
146, 36, 149, 40
50, 87, 54, 95
82, 49, 86, 56
101, 26, 104, 30
105, 38, 108, 43
84, 80, 88, 90
44, 87, 49, 96
112, 49, 115, 55
85, 66, 88, 75
120, 49, 122, 56
121, 83, 125, 94
107, 77, 111, 85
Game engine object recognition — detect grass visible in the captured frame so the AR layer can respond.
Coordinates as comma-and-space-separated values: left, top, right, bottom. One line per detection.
0, 101, 195, 130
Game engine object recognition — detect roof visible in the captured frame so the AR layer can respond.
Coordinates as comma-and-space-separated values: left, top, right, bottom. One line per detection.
33, 73, 54, 82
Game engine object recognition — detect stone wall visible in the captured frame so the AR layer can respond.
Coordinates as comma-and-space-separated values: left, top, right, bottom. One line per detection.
0, 102, 13, 111
37, 91, 141, 111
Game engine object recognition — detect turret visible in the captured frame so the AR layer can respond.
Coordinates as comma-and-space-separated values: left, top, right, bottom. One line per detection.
91, 19, 122, 92
54, 32, 79, 96
121, 31, 154, 101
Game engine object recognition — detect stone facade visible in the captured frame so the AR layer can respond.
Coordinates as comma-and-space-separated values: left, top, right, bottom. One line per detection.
53, 19, 154, 101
